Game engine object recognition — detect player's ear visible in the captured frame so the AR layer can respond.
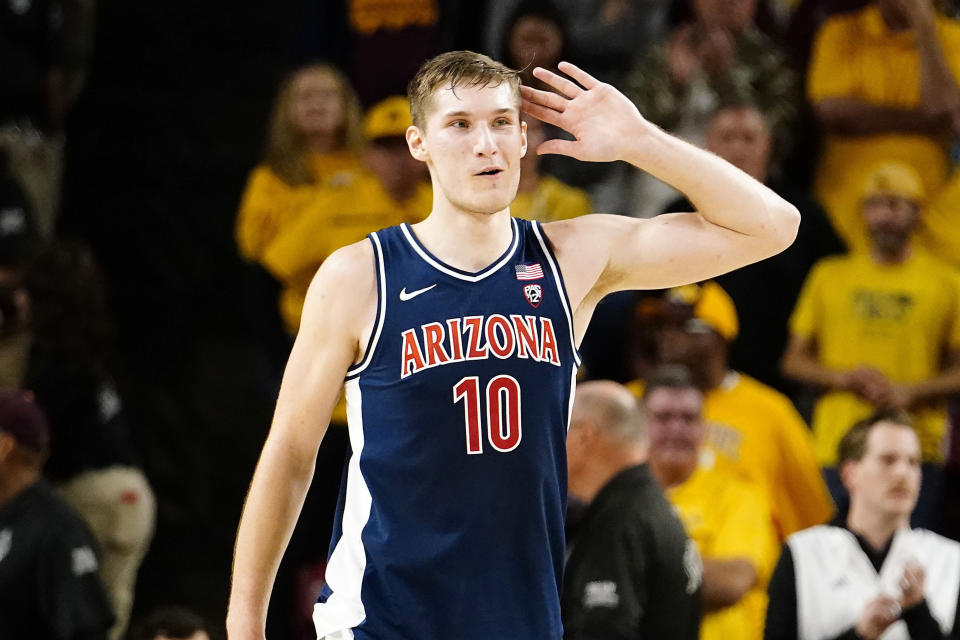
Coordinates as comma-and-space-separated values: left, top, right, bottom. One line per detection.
520, 120, 528, 159
406, 125, 428, 162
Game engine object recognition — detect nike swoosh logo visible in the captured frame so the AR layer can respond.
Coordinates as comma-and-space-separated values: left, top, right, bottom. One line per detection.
399, 284, 437, 301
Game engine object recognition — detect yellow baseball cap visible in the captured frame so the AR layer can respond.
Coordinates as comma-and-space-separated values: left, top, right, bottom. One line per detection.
363, 96, 412, 141
665, 281, 739, 341
861, 162, 925, 204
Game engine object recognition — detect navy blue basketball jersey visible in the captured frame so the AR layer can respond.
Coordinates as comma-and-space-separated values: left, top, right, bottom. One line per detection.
313, 218, 580, 640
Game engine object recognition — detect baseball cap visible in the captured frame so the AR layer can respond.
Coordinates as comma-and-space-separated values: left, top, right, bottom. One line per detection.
363, 96, 412, 141
665, 281, 739, 341
0, 390, 50, 454
861, 162, 925, 204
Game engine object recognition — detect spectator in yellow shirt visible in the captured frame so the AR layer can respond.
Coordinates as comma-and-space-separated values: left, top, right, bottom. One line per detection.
644, 365, 778, 640
511, 118, 591, 223
660, 101, 844, 394
235, 63, 365, 263
261, 95, 431, 335
807, 0, 960, 259
782, 161, 960, 529
628, 282, 833, 540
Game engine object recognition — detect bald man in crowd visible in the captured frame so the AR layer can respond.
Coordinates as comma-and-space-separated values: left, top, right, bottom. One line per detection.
562, 380, 702, 640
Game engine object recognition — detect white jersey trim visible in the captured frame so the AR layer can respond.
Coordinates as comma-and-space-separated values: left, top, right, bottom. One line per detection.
313, 378, 372, 637
531, 221, 582, 368
400, 218, 519, 282
567, 367, 578, 432
346, 232, 387, 379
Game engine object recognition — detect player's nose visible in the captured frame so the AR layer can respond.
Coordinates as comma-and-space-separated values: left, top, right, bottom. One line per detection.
473, 124, 498, 156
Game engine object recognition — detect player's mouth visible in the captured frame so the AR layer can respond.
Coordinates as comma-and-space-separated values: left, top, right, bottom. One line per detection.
474, 167, 504, 177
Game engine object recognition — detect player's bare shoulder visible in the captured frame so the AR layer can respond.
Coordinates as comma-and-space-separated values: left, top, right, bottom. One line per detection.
300, 238, 379, 363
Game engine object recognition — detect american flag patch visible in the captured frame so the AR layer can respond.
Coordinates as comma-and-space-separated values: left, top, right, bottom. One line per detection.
515, 264, 544, 280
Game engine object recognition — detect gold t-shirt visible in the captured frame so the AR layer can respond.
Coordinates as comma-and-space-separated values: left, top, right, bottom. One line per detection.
789, 250, 960, 463
808, 7, 960, 257
668, 458, 778, 640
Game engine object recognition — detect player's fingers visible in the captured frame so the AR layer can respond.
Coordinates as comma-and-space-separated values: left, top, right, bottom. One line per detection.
536, 138, 578, 157
557, 61, 600, 90
532, 66, 583, 99
521, 98, 564, 128
519, 85, 566, 112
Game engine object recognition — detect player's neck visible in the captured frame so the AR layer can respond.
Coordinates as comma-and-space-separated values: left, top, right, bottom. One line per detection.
412, 205, 514, 273
847, 504, 909, 552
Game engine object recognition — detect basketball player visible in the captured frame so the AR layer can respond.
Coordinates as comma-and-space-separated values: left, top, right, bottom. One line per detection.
227, 51, 800, 640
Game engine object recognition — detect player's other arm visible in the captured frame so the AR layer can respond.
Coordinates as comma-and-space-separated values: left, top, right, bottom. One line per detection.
226, 241, 375, 640
524, 63, 798, 296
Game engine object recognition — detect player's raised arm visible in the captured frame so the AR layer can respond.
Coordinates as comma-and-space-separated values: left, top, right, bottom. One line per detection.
226, 241, 376, 640
522, 62, 800, 296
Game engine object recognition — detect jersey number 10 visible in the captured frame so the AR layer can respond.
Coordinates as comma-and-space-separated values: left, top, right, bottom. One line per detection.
453, 375, 522, 454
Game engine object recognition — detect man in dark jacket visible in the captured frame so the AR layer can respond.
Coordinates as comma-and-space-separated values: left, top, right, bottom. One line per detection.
563, 379, 702, 639
0, 390, 114, 640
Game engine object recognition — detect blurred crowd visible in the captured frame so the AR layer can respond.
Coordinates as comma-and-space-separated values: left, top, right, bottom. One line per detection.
2, 0, 960, 638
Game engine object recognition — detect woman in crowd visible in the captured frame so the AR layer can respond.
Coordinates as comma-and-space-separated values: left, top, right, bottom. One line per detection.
235, 63, 364, 263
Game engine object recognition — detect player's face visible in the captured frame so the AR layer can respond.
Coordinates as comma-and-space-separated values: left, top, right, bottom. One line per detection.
844, 422, 921, 521
290, 68, 344, 137
706, 107, 771, 182
644, 387, 705, 470
409, 83, 527, 215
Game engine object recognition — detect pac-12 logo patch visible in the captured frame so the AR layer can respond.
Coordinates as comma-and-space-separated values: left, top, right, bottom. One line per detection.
524, 284, 543, 308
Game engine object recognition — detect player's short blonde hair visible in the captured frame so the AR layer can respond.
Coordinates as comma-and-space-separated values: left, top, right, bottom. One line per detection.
407, 50, 522, 130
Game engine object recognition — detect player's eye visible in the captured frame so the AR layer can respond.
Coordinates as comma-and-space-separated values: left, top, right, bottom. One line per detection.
494, 118, 510, 126
450, 120, 468, 128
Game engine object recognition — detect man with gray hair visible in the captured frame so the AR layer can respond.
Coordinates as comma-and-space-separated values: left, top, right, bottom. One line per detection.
562, 380, 702, 640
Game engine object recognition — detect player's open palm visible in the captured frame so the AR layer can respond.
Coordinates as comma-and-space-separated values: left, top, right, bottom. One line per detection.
520, 61, 650, 163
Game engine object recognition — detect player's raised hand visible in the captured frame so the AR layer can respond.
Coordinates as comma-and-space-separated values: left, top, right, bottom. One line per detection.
520, 62, 652, 163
